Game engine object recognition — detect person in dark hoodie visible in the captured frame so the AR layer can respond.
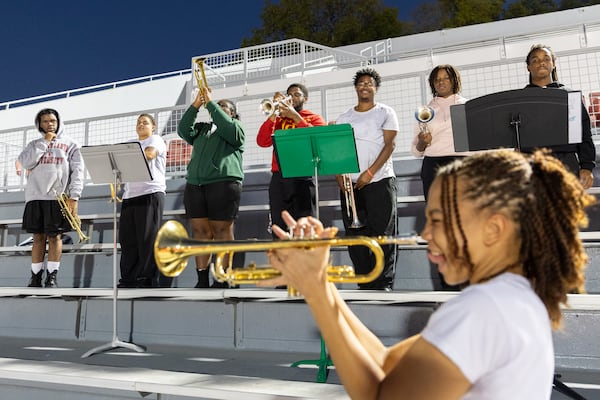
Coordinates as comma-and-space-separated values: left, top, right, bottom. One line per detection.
177, 86, 245, 288
18, 108, 84, 288
524, 43, 596, 189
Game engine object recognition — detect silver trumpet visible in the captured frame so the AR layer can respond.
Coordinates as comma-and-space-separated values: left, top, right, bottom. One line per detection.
259, 95, 292, 117
415, 105, 435, 134
342, 174, 364, 229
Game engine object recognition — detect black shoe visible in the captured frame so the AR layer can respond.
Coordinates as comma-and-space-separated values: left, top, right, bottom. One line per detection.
45, 271, 58, 288
210, 280, 229, 289
136, 278, 154, 288
195, 269, 209, 288
27, 270, 44, 287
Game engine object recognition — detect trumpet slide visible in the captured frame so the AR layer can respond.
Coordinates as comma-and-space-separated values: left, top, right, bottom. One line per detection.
154, 220, 417, 290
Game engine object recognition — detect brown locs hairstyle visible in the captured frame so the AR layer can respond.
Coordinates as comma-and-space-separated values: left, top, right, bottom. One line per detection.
436, 149, 594, 328
428, 64, 462, 97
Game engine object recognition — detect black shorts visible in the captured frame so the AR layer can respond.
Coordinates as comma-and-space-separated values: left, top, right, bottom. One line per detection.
184, 181, 241, 221
22, 200, 70, 236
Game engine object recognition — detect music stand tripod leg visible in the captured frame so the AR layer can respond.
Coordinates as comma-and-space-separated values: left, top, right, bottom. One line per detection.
553, 374, 587, 400
291, 336, 333, 383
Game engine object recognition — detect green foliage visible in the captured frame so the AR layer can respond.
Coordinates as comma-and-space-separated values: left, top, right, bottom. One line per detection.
559, 0, 600, 10
504, 0, 558, 19
242, 0, 600, 48
241, 0, 407, 47
438, 0, 504, 28
409, 1, 444, 33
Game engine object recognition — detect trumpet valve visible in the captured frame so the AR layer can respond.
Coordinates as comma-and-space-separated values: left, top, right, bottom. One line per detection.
327, 265, 356, 278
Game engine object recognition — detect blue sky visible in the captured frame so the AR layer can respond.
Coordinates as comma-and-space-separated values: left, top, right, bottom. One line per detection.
0, 0, 424, 103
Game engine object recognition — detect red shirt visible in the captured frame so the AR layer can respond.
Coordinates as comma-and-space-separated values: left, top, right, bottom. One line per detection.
256, 109, 326, 172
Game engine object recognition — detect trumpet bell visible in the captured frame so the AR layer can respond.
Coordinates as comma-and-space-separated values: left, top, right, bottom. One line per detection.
415, 106, 435, 124
153, 219, 190, 277
259, 99, 275, 116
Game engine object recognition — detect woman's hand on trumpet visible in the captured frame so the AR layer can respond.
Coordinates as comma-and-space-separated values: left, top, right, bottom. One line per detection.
192, 85, 212, 109
415, 129, 432, 152
258, 211, 338, 301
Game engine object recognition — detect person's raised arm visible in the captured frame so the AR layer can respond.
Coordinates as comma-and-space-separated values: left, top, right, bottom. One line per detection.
266, 212, 392, 397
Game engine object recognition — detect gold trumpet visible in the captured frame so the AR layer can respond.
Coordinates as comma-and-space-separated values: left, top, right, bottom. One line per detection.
342, 174, 364, 229
55, 191, 89, 242
154, 220, 417, 292
193, 58, 209, 106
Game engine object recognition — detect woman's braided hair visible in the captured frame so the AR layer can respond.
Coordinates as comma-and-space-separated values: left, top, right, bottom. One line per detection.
436, 149, 594, 328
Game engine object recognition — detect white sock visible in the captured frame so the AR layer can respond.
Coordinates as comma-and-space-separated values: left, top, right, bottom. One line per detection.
47, 261, 60, 273
31, 262, 44, 274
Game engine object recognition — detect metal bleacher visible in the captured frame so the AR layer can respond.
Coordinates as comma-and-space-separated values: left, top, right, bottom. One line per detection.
2, 6, 600, 399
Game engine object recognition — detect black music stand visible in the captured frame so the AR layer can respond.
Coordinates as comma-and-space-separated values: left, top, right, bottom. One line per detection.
451, 87, 582, 151
80, 142, 152, 358
273, 123, 359, 219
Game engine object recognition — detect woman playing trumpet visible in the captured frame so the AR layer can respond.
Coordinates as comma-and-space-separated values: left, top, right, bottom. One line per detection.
177, 84, 245, 288
265, 149, 593, 399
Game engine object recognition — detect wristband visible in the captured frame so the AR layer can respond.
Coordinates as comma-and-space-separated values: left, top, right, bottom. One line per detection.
367, 168, 374, 178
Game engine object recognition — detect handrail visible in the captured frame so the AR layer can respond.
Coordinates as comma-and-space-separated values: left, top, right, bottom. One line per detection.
0, 69, 190, 111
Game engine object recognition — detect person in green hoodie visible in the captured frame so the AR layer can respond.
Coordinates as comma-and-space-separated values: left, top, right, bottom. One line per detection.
177, 86, 245, 288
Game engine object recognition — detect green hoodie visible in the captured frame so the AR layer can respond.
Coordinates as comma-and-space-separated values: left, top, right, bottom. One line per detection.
177, 101, 245, 185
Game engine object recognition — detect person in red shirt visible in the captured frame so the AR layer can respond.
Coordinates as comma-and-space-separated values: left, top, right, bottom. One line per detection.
257, 83, 326, 237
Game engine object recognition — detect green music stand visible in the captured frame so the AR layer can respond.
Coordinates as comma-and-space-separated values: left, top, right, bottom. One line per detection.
274, 123, 359, 383
273, 123, 359, 219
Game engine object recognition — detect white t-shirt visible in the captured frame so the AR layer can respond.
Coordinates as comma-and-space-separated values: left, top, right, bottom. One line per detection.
421, 273, 553, 399
123, 135, 167, 199
336, 103, 399, 183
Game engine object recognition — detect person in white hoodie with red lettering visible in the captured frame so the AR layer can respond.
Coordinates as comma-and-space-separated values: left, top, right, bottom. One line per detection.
18, 108, 84, 288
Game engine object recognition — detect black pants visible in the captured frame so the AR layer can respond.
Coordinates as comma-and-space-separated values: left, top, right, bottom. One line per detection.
268, 172, 315, 237
340, 177, 396, 289
118, 192, 165, 287
421, 156, 464, 201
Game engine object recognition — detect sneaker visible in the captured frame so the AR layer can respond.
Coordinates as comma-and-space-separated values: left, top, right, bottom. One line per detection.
27, 270, 44, 287
45, 271, 58, 288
